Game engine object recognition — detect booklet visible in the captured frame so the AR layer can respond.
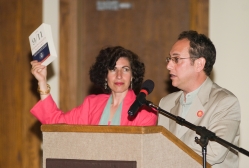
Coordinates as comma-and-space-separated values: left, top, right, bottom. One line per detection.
29, 23, 57, 66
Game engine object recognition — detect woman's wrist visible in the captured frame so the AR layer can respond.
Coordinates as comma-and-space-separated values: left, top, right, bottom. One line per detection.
37, 83, 50, 95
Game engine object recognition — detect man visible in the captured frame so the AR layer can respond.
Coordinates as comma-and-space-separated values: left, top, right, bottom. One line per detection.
158, 30, 240, 168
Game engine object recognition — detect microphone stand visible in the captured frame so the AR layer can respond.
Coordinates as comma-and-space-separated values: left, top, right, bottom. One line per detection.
146, 101, 249, 168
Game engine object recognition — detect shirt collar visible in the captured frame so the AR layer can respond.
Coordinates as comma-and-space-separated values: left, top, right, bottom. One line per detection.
180, 78, 207, 105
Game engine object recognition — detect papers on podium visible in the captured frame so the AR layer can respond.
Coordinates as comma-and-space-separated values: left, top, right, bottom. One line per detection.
29, 23, 57, 66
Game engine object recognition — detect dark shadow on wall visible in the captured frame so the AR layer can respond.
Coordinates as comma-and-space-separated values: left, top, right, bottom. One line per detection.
164, 73, 180, 94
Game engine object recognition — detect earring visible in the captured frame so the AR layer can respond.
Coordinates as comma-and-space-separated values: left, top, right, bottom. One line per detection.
130, 80, 133, 89
105, 80, 107, 89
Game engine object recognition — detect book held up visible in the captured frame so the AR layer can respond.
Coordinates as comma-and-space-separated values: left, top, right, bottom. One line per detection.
29, 23, 57, 66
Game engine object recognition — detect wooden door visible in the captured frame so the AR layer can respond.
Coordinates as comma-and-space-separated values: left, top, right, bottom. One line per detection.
0, 0, 42, 168
60, 0, 208, 110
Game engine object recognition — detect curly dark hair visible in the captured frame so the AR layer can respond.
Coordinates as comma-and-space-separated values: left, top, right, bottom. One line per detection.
89, 46, 145, 93
178, 30, 216, 76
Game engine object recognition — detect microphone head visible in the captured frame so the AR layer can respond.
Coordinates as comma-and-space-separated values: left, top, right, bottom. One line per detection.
141, 79, 154, 95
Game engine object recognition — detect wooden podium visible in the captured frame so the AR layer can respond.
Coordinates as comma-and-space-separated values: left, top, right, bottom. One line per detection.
41, 125, 211, 168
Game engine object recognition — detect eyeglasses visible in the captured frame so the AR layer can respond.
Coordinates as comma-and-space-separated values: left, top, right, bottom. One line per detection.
165, 57, 191, 64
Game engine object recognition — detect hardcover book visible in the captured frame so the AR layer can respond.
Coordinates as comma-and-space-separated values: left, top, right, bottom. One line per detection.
29, 23, 57, 66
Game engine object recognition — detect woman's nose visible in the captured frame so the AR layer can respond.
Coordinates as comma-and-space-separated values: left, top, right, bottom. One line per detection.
116, 70, 122, 78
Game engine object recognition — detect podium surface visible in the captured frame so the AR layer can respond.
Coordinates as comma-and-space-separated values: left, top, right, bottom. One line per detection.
41, 125, 211, 168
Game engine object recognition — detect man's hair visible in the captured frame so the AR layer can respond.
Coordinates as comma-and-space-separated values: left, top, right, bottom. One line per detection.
178, 30, 216, 76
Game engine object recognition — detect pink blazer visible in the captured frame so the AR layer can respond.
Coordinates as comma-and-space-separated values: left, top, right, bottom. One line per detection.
30, 90, 158, 126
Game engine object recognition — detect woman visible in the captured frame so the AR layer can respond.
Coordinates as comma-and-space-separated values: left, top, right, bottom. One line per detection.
30, 46, 157, 125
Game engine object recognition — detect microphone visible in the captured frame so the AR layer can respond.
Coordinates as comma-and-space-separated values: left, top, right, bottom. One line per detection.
128, 79, 154, 116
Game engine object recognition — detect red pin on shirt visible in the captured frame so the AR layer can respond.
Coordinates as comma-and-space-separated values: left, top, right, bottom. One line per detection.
197, 110, 204, 117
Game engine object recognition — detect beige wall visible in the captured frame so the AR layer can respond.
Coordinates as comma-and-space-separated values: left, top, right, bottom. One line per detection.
210, 0, 249, 167
43, 0, 249, 167
43, 0, 59, 105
